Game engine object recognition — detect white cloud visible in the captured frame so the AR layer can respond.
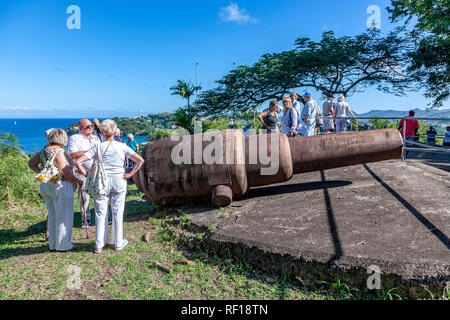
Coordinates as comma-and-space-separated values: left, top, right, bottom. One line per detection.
2, 106, 29, 111
218, 2, 258, 25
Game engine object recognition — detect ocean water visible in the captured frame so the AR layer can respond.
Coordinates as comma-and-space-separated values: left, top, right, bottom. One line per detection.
0, 118, 149, 154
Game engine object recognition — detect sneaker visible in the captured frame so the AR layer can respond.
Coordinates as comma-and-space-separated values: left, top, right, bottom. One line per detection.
94, 246, 103, 254
115, 239, 128, 251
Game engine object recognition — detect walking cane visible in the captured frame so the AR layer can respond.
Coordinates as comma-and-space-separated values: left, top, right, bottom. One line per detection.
80, 190, 89, 239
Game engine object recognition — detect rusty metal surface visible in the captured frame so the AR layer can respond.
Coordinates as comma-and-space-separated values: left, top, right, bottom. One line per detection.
289, 129, 403, 174
134, 129, 403, 206
244, 133, 293, 187
212, 185, 233, 207
141, 129, 247, 205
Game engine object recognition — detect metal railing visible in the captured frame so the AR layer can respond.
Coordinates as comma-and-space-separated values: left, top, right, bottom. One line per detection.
315, 115, 450, 161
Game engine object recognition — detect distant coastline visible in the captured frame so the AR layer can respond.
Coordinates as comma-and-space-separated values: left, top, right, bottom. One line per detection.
0, 118, 149, 154
1, 108, 449, 153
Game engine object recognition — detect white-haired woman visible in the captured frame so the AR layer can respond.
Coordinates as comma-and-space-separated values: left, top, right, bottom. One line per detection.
28, 129, 83, 251
126, 134, 139, 153
75, 120, 144, 253
335, 95, 356, 132
126, 134, 139, 168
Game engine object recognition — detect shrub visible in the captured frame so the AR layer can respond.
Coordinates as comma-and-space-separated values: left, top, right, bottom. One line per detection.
0, 132, 41, 208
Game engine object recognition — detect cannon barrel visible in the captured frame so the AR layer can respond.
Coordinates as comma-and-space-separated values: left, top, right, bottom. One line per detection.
133, 129, 403, 206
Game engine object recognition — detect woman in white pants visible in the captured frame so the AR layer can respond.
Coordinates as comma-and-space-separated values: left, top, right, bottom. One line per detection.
28, 129, 83, 251
75, 119, 144, 253
335, 95, 356, 132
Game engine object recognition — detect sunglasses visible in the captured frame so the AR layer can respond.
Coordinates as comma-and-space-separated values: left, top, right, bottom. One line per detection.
83, 125, 93, 129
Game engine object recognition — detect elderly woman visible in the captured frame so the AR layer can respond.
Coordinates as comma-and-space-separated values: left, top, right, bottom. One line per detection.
335, 95, 356, 132
281, 96, 298, 137
126, 134, 139, 152
75, 119, 144, 253
28, 129, 83, 251
126, 134, 140, 168
257, 100, 279, 133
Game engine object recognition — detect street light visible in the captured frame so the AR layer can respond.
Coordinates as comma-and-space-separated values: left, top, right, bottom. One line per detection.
195, 62, 199, 103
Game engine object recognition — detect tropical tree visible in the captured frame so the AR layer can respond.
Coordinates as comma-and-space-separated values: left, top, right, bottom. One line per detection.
417, 120, 430, 143
172, 107, 195, 133
368, 116, 395, 129
149, 129, 172, 141
388, 0, 449, 108
170, 80, 202, 111
197, 29, 415, 118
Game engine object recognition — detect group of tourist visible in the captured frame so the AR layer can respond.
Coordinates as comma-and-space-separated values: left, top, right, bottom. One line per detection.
257, 92, 357, 137
257, 93, 450, 147
28, 119, 144, 253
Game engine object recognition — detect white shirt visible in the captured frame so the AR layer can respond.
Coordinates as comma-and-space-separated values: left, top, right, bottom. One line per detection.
68, 133, 100, 171
293, 101, 301, 116
292, 100, 304, 128
281, 107, 298, 135
336, 102, 351, 117
84, 141, 135, 176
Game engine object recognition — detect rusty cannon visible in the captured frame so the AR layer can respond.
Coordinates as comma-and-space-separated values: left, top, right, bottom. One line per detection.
133, 129, 403, 207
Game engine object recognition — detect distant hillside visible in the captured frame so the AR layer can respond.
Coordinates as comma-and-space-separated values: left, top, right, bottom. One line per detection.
356, 108, 450, 119
355, 108, 450, 133
66, 113, 176, 138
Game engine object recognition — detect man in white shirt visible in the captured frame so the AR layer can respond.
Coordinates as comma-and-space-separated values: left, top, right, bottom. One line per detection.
300, 92, 320, 137
322, 94, 336, 133
290, 92, 304, 133
68, 119, 100, 227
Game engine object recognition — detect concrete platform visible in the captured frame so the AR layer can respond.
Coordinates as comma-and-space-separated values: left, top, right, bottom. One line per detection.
178, 160, 450, 298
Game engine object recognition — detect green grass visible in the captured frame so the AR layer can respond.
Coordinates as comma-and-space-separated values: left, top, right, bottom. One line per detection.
1, 184, 447, 300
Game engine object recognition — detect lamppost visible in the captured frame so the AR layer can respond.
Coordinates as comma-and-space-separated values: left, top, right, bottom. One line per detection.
195, 62, 199, 103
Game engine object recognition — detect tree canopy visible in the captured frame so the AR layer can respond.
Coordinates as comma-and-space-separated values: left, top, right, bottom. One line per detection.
170, 79, 202, 111
388, 0, 449, 108
196, 29, 415, 118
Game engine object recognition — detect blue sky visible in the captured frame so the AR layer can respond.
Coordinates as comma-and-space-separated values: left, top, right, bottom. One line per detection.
0, 0, 446, 118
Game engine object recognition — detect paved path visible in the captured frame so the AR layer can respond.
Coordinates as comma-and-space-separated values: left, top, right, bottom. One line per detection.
179, 160, 450, 298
